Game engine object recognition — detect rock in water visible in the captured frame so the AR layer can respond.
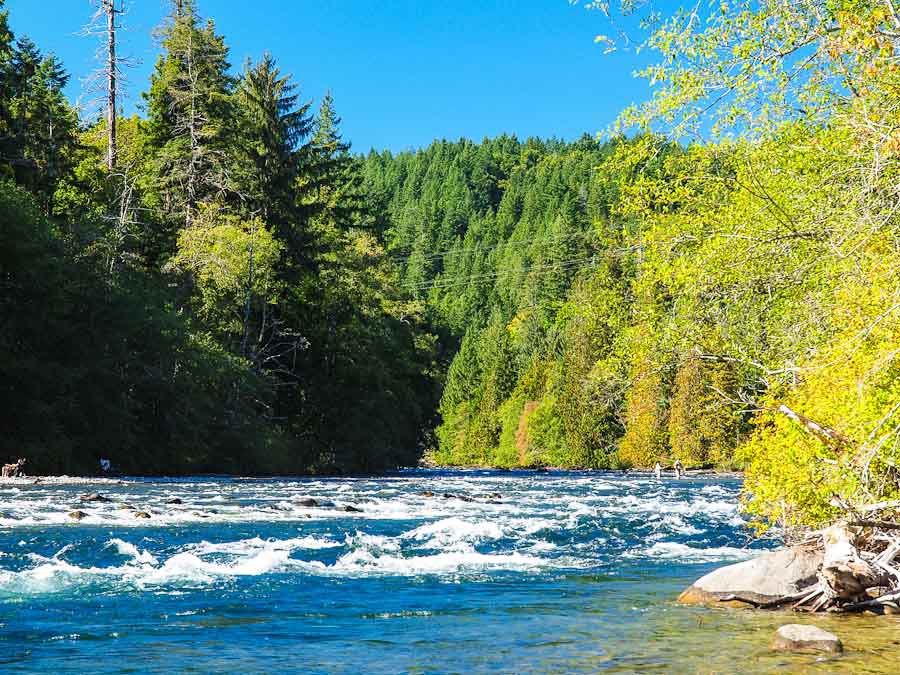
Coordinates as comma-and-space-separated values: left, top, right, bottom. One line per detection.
166, 497, 183, 505
68, 510, 87, 520
80, 493, 111, 503
134, 511, 151, 519
295, 498, 318, 507
340, 505, 363, 513
678, 547, 822, 607
771, 624, 842, 653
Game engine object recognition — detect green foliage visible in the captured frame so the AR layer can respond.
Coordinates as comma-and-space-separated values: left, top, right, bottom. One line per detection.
0, 0, 440, 476
6, 0, 900, 516
668, 354, 740, 467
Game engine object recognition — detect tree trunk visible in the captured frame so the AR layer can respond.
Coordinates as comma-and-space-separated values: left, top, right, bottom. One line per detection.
104, 0, 117, 170
777, 404, 849, 450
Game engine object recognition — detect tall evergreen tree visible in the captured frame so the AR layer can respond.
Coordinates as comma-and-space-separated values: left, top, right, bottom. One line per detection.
235, 52, 312, 248
143, 0, 234, 235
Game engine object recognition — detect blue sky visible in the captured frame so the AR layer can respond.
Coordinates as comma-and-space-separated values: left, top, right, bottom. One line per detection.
5, 0, 659, 153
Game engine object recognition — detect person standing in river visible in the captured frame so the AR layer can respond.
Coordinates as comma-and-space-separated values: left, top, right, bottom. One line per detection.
673, 459, 684, 479
654, 462, 662, 480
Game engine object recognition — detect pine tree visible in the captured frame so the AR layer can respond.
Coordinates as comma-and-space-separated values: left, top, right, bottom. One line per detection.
301, 90, 363, 232
5, 36, 77, 213
143, 0, 234, 233
0, 0, 15, 181
235, 52, 312, 244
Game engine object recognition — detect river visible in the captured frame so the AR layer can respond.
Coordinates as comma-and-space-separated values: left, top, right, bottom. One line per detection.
1, 469, 898, 673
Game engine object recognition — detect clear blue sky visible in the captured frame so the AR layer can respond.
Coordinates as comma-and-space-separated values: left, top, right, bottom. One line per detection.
5, 0, 660, 153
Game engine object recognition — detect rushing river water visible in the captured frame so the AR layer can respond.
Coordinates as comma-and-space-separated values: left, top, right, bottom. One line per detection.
1, 469, 898, 673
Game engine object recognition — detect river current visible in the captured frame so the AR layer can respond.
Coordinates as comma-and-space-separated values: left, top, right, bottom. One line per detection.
1, 469, 898, 673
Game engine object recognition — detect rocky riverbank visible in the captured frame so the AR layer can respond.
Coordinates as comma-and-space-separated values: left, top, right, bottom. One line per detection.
679, 537, 900, 657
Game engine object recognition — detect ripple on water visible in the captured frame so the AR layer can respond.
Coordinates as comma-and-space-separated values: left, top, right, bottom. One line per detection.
4, 470, 876, 674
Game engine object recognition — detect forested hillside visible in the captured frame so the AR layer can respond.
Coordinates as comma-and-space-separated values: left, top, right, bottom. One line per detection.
364, 135, 747, 471
364, 0, 900, 531
1, 0, 439, 475
3, 0, 900, 532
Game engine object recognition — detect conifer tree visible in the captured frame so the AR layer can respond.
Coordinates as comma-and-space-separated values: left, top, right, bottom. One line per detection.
5, 37, 76, 213
0, 1, 14, 179
143, 0, 234, 234
306, 91, 358, 220
235, 52, 312, 246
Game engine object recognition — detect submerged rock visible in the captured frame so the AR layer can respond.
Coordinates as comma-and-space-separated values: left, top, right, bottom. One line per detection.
340, 505, 363, 513
166, 497, 183, 505
771, 624, 842, 653
133, 511, 151, 519
80, 493, 111, 503
420, 491, 435, 497
678, 546, 822, 608
442, 493, 475, 502
118, 503, 135, 510
68, 510, 88, 520
295, 498, 319, 507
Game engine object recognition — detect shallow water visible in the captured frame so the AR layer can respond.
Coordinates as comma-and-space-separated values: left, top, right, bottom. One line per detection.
1, 469, 898, 673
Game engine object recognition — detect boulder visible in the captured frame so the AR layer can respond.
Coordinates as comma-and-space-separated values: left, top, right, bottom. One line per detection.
165, 497, 183, 505
771, 624, 842, 653
678, 546, 822, 608
340, 505, 363, 513
80, 493, 112, 503
295, 498, 318, 507
133, 511, 151, 519
442, 493, 474, 502
68, 510, 87, 520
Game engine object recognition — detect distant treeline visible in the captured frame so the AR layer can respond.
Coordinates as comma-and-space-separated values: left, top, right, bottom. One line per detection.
364, 134, 747, 471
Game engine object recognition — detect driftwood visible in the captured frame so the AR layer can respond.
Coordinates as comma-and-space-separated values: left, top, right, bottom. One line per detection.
717, 591, 813, 609
769, 507, 900, 613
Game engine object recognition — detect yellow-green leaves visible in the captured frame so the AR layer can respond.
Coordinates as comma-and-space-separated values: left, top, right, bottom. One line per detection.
174, 211, 282, 334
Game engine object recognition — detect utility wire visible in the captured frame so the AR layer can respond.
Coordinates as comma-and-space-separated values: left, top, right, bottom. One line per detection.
401, 245, 638, 294
387, 229, 594, 266
404, 256, 597, 293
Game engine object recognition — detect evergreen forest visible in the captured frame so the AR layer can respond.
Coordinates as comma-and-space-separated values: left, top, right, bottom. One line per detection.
3, 0, 900, 529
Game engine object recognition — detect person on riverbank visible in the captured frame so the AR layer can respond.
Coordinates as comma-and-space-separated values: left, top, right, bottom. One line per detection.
674, 459, 684, 479
2, 458, 26, 478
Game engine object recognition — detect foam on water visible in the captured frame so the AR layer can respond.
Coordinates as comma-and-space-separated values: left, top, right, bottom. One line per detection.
632, 541, 754, 562
0, 471, 762, 600
2, 471, 801, 674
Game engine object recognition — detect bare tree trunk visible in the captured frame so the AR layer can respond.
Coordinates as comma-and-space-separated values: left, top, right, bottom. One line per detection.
777, 404, 849, 451
104, 0, 117, 170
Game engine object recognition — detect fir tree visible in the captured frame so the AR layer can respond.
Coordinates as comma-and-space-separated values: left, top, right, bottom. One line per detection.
143, 0, 234, 234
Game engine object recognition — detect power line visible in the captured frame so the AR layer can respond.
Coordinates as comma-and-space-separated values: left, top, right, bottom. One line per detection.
387, 229, 594, 266
403, 256, 597, 293
400, 245, 639, 294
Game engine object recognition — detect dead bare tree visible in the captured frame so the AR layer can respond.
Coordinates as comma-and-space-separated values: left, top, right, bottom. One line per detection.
79, 1, 137, 168
104, 0, 118, 170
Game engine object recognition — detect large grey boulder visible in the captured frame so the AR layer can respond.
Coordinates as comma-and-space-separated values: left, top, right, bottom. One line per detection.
678, 547, 821, 607
771, 624, 842, 653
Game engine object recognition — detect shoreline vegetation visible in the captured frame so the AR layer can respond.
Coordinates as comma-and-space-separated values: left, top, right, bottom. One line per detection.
2, 0, 900, 633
